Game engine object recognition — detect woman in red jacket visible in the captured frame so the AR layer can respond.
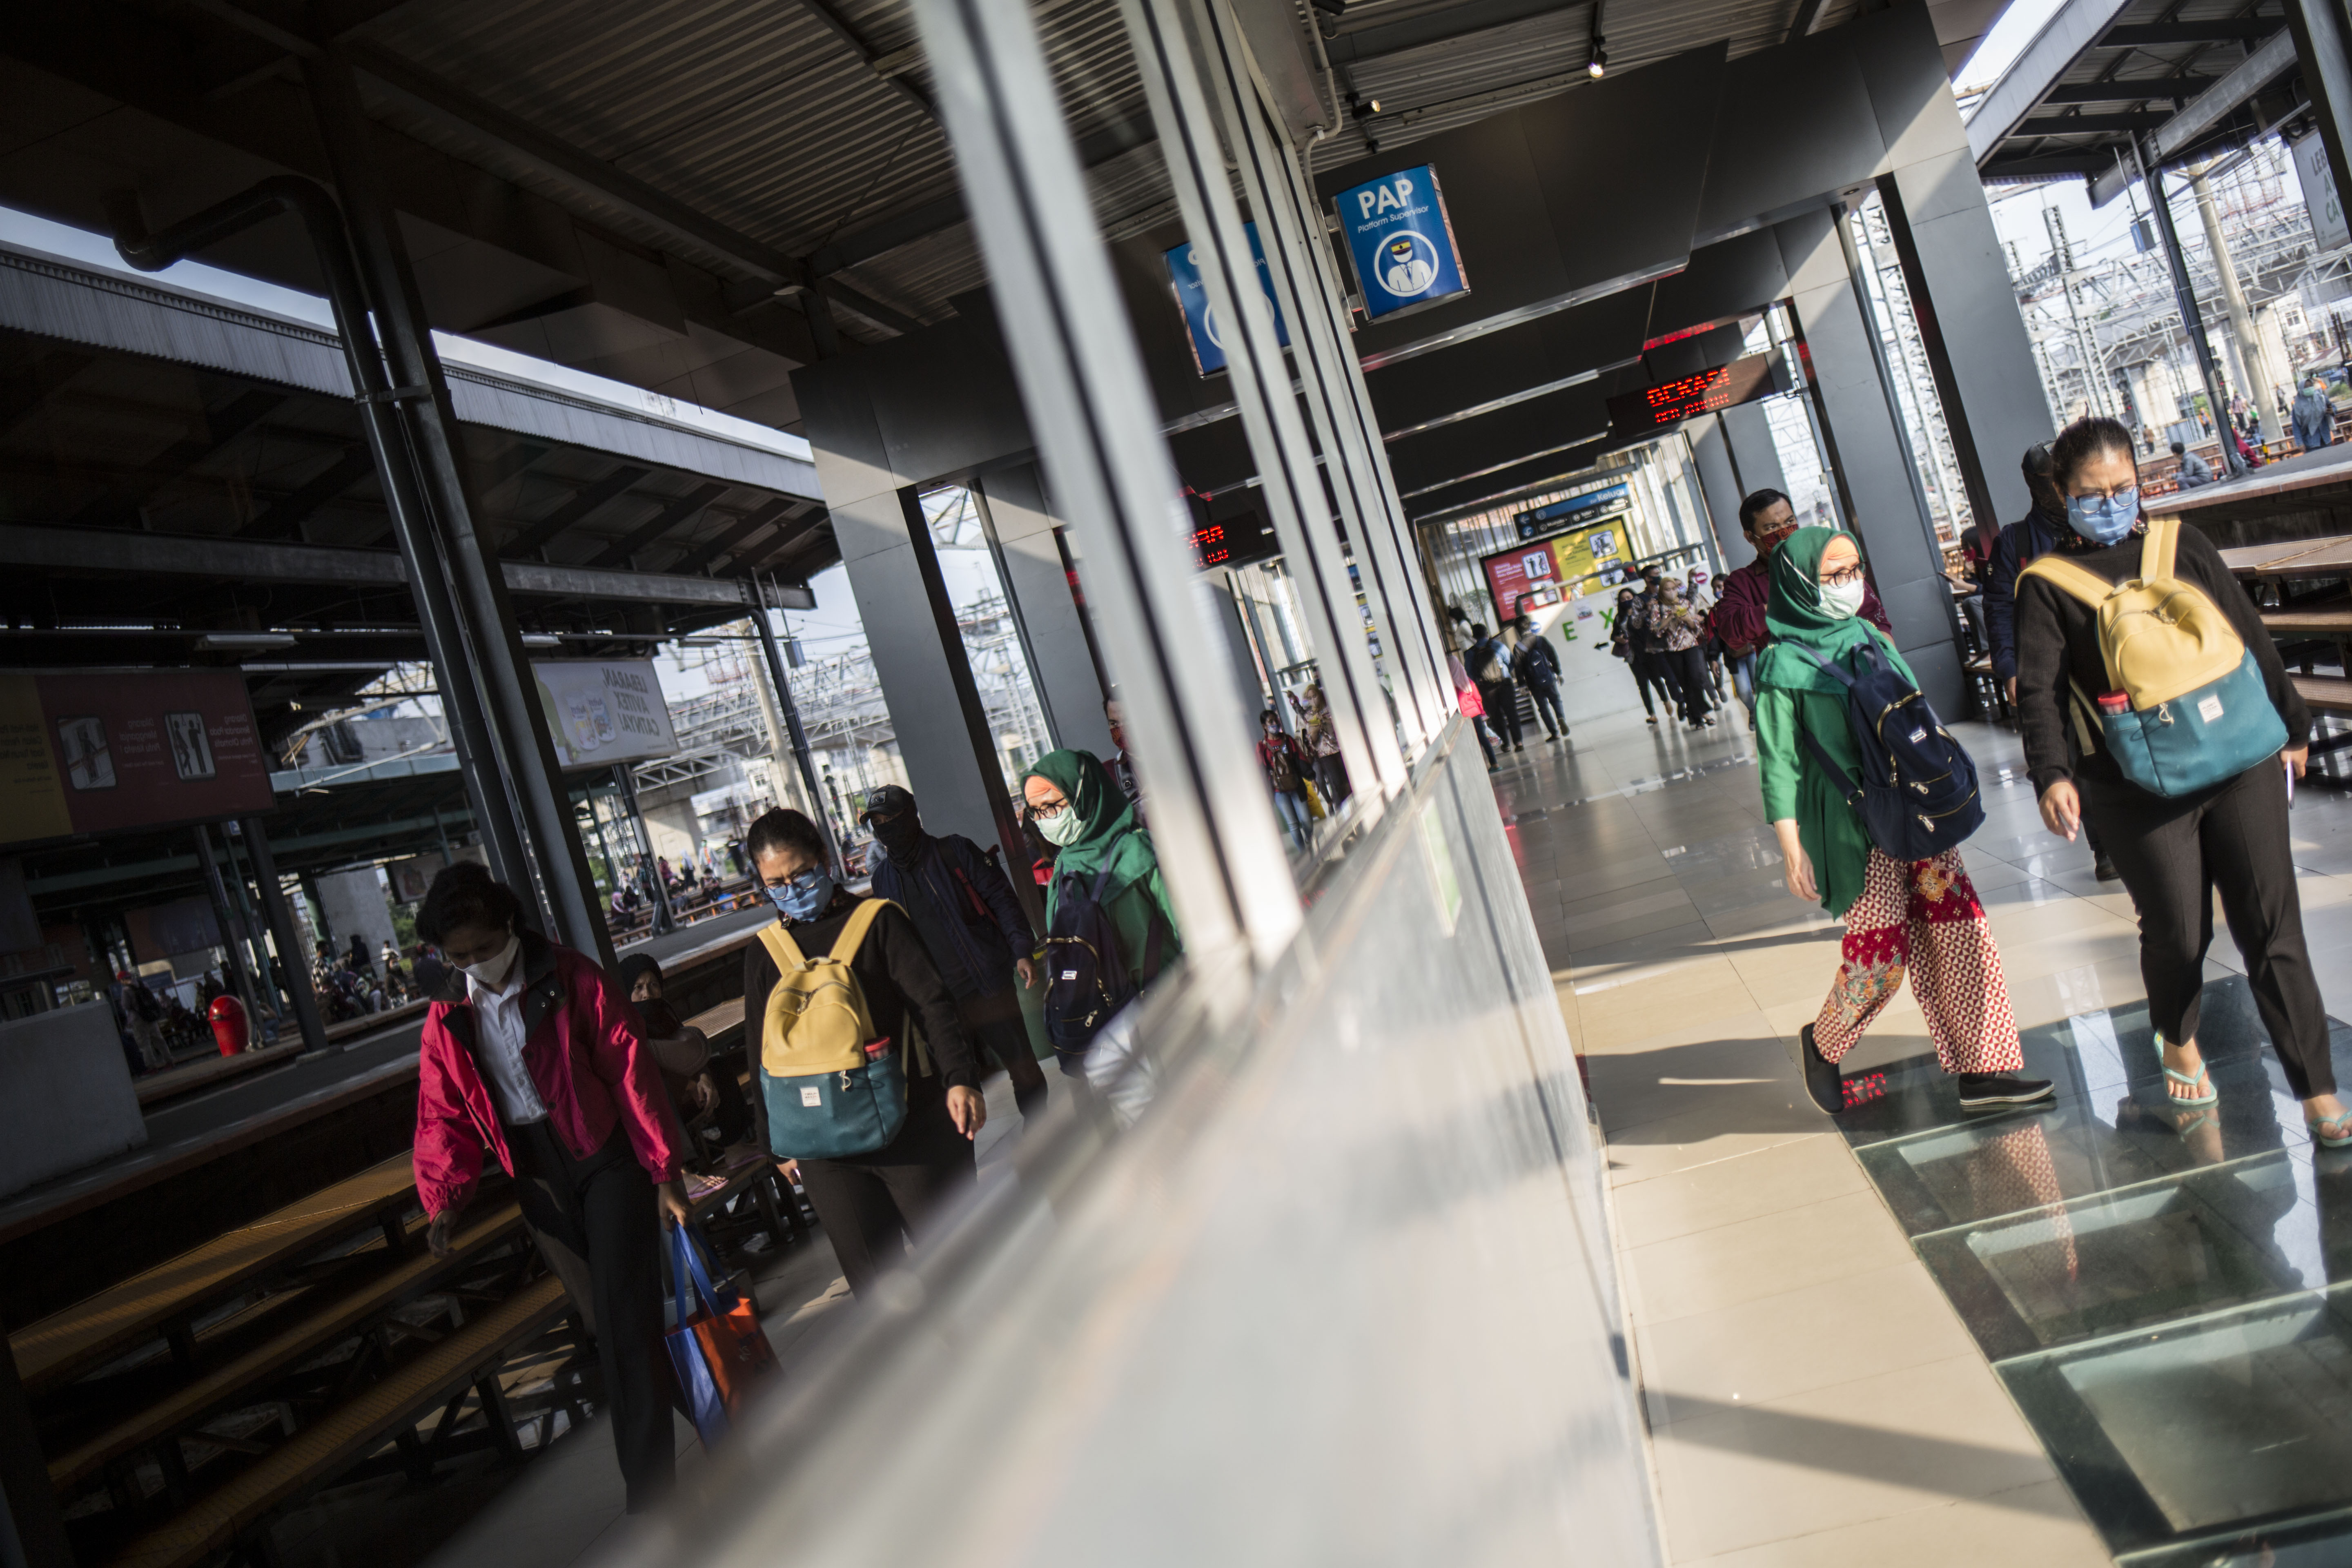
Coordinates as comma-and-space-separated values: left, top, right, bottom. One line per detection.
412, 863, 689, 1512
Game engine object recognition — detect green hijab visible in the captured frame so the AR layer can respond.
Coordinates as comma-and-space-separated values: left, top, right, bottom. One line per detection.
1753, 526, 1912, 693
1022, 748, 1158, 900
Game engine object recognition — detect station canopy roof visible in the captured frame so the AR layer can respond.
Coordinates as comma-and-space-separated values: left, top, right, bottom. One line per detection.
1966, 0, 2319, 192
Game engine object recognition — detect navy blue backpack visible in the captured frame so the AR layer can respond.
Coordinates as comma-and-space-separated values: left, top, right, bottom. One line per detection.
1042, 838, 1167, 1062
1797, 639, 1984, 863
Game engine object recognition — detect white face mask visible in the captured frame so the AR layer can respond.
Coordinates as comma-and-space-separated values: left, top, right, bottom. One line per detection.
1036, 805, 1084, 846
460, 933, 520, 990
1820, 579, 1867, 621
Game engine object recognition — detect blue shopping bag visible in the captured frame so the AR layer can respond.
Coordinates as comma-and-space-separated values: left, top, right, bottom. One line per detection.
664, 1221, 774, 1446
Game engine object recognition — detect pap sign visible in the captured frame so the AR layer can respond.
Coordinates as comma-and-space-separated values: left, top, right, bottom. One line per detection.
1334, 165, 1468, 322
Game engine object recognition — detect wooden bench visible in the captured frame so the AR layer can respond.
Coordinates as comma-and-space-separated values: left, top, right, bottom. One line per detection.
10, 1155, 417, 1395
46, 1202, 526, 1492
105, 1270, 569, 1568
133, 1040, 305, 1108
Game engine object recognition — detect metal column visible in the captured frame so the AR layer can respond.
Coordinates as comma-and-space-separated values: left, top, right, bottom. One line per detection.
612, 764, 675, 935
303, 47, 614, 967
107, 179, 537, 916
239, 816, 330, 1054
1120, 0, 1401, 805
2135, 136, 2243, 472
895, 490, 1050, 932
746, 582, 841, 877
911, 0, 1300, 966
192, 825, 263, 1042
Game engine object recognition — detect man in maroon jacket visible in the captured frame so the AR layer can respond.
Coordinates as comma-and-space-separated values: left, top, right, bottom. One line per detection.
1709, 490, 1890, 727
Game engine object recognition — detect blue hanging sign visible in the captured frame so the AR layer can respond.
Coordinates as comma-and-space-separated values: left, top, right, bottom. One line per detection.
1163, 223, 1289, 377
1333, 165, 1468, 321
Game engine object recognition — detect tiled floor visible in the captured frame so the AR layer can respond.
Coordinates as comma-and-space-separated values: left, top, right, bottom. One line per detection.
1497, 672, 2352, 1566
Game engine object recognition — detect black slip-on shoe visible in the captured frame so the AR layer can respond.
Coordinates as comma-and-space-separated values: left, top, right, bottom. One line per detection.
1800, 1023, 1843, 1115
1956, 1073, 2056, 1109
2094, 853, 2122, 882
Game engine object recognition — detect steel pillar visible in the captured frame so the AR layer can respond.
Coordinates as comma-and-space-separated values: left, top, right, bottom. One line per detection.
911, 0, 1300, 964
746, 586, 841, 878
303, 47, 614, 966
238, 817, 331, 1053
2136, 136, 2244, 472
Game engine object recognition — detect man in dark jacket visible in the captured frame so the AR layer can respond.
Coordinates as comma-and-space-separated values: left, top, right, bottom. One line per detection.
1465, 623, 1523, 751
863, 784, 1048, 1122
1511, 617, 1568, 741
1985, 441, 2119, 882
1712, 491, 1890, 728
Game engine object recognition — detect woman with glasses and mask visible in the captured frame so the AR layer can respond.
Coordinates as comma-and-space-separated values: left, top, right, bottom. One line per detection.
410, 862, 688, 1514
1760, 528, 2052, 1116
741, 807, 988, 1296
2015, 416, 2343, 1145
1020, 749, 1182, 1074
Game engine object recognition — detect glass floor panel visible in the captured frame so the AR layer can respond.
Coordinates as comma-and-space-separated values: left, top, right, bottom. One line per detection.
1834, 976, 2352, 1561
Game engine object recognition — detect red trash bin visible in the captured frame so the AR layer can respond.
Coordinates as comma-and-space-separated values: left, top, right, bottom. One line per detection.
207, 994, 248, 1056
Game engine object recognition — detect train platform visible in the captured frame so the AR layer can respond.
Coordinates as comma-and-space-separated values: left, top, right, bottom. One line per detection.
1517, 677, 2352, 1563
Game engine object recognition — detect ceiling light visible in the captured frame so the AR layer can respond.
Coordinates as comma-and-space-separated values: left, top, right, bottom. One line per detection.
1351, 96, 1382, 119
1588, 40, 1608, 78
197, 633, 297, 650
521, 634, 564, 648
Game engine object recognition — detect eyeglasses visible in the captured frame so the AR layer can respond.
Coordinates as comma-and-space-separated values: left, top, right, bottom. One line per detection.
1821, 565, 1866, 587
763, 868, 825, 892
1029, 798, 1071, 821
2069, 482, 2137, 501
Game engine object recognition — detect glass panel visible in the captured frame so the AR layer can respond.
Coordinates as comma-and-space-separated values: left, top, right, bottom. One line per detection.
921, 484, 1056, 793
1848, 191, 1975, 545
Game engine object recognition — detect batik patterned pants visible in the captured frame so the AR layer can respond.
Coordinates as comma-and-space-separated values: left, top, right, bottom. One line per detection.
1813, 847, 2022, 1074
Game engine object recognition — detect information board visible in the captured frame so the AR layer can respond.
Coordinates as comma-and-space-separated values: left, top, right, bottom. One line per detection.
1605, 352, 1786, 440
1332, 165, 1469, 322
1188, 508, 1280, 572
1515, 483, 1628, 540
1164, 224, 1289, 377
0, 670, 273, 848
531, 660, 679, 771
1479, 521, 1629, 626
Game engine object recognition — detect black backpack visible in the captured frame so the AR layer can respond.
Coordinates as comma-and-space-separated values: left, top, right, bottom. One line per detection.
1041, 843, 1166, 1059
1796, 640, 1984, 862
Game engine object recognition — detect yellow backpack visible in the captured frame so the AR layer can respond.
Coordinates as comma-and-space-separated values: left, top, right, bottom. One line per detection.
2018, 516, 2287, 797
2016, 517, 2245, 706
755, 901, 920, 1158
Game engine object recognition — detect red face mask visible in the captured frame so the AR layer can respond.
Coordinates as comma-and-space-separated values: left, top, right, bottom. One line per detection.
1754, 523, 1798, 556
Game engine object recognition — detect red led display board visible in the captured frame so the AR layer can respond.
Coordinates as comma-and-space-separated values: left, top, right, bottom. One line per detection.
1606, 351, 1787, 440
1187, 508, 1279, 572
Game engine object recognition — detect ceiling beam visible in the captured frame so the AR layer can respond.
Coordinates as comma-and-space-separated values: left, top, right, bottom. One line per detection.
1321, 0, 1579, 66
0, 349, 95, 439
2016, 110, 2175, 135
1, 520, 766, 609
2151, 27, 2299, 159
736, 510, 832, 576
238, 445, 374, 539
2100, 20, 2275, 47
586, 483, 727, 569
1786, 0, 1831, 44
66, 389, 285, 529
792, 0, 936, 119
664, 497, 800, 575
2041, 74, 2216, 101
499, 463, 650, 557
804, 111, 1157, 276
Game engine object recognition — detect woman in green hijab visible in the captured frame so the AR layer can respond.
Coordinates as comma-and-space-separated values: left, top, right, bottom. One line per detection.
1757, 527, 2047, 1117
1020, 748, 1182, 1069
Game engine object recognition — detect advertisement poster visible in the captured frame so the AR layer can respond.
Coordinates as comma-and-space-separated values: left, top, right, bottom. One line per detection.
1163, 223, 1290, 376
1480, 521, 1628, 625
1333, 165, 1469, 322
2293, 131, 2350, 253
532, 659, 679, 771
0, 670, 273, 849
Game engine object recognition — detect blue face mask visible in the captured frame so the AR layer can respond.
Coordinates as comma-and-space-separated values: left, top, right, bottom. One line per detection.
2066, 488, 2139, 546
766, 871, 834, 922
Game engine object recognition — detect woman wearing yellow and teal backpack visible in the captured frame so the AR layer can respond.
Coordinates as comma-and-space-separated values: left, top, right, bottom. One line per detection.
741, 807, 987, 1295
2015, 415, 2344, 1146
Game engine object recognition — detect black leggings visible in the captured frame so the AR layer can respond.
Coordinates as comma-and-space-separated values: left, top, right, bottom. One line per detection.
958, 986, 1046, 1120
795, 1080, 976, 1296
507, 1121, 674, 1512
1478, 683, 1522, 745
1658, 648, 1713, 722
2084, 760, 2334, 1099
1630, 652, 1676, 717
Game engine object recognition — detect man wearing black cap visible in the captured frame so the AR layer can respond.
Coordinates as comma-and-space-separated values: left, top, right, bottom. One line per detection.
862, 784, 1049, 1123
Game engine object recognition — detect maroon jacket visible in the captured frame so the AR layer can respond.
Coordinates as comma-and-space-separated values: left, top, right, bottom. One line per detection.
1708, 554, 1891, 656
413, 931, 683, 1217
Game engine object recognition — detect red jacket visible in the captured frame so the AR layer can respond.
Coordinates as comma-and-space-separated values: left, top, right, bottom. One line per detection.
1708, 554, 1891, 656
412, 933, 683, 1216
